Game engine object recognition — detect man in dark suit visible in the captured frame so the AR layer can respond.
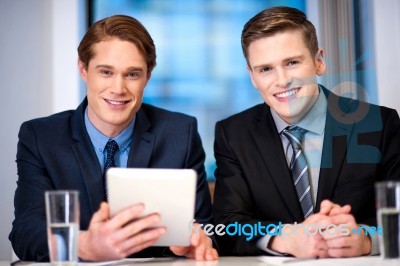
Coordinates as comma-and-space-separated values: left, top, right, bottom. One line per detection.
213, 6, 400, 258
10, 15, 218, 262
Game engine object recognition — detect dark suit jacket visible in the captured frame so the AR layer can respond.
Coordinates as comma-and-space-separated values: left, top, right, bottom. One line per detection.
213, 87, 400, 255
10, 99, 213, 261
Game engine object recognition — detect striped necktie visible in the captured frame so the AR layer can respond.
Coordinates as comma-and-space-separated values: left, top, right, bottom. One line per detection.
282, 126, 313, 219
103, 139, 119, 200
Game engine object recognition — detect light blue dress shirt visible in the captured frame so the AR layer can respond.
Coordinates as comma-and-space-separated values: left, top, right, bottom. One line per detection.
84, 108, 135, 172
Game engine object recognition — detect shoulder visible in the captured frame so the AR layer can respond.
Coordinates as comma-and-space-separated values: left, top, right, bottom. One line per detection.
325, 89, 399, 127
140, 103, 197, 126
17, 109, 79, 151
20, 110, 75, 131
216, 103, 267, 130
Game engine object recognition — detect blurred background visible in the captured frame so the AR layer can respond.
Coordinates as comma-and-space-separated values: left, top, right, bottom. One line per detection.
1, 0, 399, 260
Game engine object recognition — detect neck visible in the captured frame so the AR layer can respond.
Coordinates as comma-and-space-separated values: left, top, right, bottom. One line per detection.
87, 109, 131, 139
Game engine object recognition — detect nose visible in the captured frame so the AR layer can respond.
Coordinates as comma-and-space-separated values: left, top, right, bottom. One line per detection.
112, 75, 126, 94
276, 68, 292, 88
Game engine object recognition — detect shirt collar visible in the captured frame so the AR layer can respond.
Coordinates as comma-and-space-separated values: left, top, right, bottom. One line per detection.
84, 108, 135, 154
271, 85, 327, 135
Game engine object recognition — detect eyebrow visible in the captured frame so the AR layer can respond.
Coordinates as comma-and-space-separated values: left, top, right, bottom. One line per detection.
95, 65, 145, 72
252, 55, 306, 71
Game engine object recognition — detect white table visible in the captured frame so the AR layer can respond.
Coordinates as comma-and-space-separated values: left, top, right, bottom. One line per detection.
4, 256, 399, 266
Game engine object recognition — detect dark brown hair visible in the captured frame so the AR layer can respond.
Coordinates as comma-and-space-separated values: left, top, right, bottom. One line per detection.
241, 6, 318, 66
78, 15, 156, 72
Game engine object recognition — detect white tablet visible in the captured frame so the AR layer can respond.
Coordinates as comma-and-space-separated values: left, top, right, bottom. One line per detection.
106, 168, 197, 246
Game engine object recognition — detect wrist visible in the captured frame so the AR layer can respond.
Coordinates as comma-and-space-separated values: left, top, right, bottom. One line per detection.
362, 234, 372, 255
269, 235, 289, 254
78, 231, 93, 261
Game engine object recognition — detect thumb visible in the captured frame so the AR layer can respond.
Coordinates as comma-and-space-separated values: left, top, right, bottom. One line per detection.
190, 230, 200, 247
319, 199, 334, 215
91, 202, 109, 223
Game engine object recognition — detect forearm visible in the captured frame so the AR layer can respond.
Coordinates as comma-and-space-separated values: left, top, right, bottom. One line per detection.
12, 123, 56, 261
10, 212, 48, 261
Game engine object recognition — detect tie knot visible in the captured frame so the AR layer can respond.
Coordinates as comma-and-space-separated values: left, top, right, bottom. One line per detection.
105, 139, 119, 155
282, 126, 306, 149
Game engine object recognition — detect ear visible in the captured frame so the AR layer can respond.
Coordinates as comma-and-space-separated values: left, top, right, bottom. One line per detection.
78, 59, 88, 82
315, 48, 326, 76
246, 64, 258, 89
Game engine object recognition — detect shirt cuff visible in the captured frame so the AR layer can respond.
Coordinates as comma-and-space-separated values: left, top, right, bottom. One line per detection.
359, 224, 380, 256
257, 235, 286, 256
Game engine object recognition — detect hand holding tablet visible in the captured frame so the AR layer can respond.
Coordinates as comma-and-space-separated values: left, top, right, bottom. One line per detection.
106, 168, 197, 247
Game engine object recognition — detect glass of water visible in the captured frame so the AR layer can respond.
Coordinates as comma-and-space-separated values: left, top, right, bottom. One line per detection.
375, 181, 400, 259
45, 190, 80, 266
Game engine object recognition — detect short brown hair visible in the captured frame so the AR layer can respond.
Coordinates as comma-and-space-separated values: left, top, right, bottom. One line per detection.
241, 6, 318, 66
78, 15, 156, 72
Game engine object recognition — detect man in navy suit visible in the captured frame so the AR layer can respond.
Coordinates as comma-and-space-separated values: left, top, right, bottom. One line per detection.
213, 6, 400, 258
10, 15, 218, 262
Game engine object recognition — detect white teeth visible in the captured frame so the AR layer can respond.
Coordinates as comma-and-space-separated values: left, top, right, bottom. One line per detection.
106, 99, 126, 105
276, 88, 299, 98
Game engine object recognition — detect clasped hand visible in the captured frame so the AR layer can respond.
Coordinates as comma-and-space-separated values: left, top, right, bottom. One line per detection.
270, 200, 372, 258
78, 203, 218, 261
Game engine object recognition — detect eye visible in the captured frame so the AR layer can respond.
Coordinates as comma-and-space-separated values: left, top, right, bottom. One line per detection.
127, 72, 141, 79
100, 69, 112, 76
259, 66, 272, 73
287, 60, 299, 66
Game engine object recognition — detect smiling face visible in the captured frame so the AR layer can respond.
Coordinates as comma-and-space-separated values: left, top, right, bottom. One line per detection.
246, 30, 325, 124
78, 38, 150, 137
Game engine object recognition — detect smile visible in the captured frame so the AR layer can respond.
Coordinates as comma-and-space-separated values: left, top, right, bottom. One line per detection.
274, 87, 300, 98
105, 99, 130, 105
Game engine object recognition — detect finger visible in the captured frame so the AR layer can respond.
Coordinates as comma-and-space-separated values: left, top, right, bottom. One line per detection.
325, 235, 351, 249
206, 248, 218, 260
303, 212, 328, 224
327, 213, 355, 226
319, 200, 350, 217
107, 204, 145, 230
321, 224, 352, 241
194, 234, 214, 260
170, 246, 191, 256
121, 227, 166, 254
317, 250, 330, 259
319, 200, 336, 215
125, 237, 162, 256
316, 239, 328, 251
115, 214, 163, 242
190, 230, 201, 247
91, 202, 109, 223
327, 247, 356, 258
329, 205, 351, 216
194, 244, 207, 261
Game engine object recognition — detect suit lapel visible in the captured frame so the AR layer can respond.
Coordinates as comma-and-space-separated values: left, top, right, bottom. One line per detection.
71, 99, 104, 213
249, 105, 304, 221
315, 88, 355, 211
127, 108, 155, 168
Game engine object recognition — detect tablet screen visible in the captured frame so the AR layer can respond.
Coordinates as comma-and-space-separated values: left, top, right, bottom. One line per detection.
107, 168, 197, 246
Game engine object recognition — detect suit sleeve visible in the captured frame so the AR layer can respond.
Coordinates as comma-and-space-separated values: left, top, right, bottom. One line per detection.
185, 118, 213, 226
380, 108, 400, 181
213, 121, 270, 256
9, 122, 52, 261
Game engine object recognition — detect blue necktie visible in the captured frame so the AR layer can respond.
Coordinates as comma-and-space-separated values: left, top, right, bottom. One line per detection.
282, 126, 314, 219
103, 139, 119, 200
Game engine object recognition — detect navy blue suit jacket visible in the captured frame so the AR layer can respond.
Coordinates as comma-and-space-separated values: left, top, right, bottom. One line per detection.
213, 87, 400, 255
10, 99, 213, 261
